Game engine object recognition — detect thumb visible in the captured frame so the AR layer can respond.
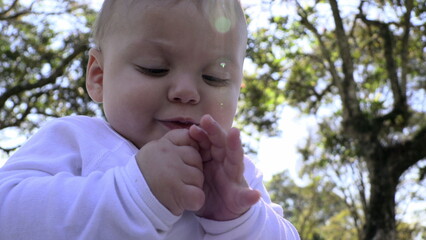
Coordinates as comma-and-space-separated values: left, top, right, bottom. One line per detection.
238, 189, 261, 210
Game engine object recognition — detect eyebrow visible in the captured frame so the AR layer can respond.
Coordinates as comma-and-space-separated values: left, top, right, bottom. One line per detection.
126, 38, 173, 50
126, 38, 240, 67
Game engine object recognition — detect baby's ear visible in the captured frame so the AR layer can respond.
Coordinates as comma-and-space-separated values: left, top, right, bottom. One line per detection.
86, 48, 104, 103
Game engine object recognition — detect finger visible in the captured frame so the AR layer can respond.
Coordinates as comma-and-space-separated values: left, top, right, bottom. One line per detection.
199, 115, 227, 148
164, 128, 199, 150
189, 125, 211, 150
179, 185, 205, 212
189, 125, 213, 162
178, 145, 203, 171
237, 189, 261, 210
225, 128, 244, 167
180, 163, 204, 189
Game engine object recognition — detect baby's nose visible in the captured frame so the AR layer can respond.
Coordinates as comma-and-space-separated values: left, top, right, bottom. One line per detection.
168, 78, 200, 104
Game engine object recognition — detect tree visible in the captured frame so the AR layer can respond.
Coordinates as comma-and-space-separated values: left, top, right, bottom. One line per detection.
243, 0, 426, 239
267, 168, 426, 240
1, 0, 425, 238
267, 170, 358, 240
0, 0, 97, 153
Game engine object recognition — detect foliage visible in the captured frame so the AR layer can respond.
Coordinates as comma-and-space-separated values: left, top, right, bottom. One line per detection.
1, 0, 425, 239
243, 0, 426, 239
267, 171, 358, 240
267, 169, 426, 240
0, 0, 98, 153
236, 18, 287, 136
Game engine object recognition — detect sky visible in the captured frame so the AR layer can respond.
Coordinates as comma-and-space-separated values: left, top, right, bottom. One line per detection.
254, 110, 316, 181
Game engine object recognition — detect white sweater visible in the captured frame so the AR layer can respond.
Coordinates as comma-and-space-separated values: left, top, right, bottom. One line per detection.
0, 116, 300, 240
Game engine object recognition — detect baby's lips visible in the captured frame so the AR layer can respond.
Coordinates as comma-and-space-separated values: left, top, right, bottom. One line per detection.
162, 121, 192, 130
159, 117, 200, 130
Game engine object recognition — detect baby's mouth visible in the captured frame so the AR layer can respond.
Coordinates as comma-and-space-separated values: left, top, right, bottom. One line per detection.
170, 121, 194, 129
160, 119, 198, 130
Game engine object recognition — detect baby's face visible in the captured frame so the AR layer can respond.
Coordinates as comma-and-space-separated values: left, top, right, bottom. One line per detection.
89, 1, 247, 148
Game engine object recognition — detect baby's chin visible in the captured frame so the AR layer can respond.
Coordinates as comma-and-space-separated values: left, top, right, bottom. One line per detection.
119, 129, 165, 150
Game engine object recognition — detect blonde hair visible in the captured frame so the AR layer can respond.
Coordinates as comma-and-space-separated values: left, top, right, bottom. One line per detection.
92, 0, 247, 49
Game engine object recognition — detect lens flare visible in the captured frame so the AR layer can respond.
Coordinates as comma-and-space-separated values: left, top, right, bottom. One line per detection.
214, 16, 231, 33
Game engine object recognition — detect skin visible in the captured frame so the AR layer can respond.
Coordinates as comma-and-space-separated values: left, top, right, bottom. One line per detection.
86, 0, 260, 220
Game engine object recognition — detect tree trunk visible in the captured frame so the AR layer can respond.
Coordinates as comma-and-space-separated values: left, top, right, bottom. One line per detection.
363, 154, 397, 240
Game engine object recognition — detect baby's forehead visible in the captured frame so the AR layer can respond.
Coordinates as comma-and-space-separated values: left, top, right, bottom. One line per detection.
114, 0, 244, 26
94, 0, 247, 48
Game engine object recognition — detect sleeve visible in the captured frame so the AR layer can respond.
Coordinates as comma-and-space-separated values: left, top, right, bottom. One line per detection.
0, 119, 179, 240
197, 157, 300, 240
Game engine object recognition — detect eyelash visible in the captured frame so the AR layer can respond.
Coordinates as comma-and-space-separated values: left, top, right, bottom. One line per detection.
202, 75, 229, 86
136, 66, 169, 77
136, 65, 229, 86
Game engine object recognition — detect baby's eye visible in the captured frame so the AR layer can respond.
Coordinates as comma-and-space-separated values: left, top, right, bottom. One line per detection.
136, 66, 169, 77
202, 75, 229, 87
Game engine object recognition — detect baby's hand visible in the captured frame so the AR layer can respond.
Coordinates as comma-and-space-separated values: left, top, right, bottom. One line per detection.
136, 129, 205, 216
189, 115, 261, 221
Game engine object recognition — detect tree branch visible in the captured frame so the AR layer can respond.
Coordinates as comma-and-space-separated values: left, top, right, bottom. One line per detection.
399, 0, 412, 101
328, 0, 363, 122
0, 146, 19, 155
357, 5, 407, 113
295, 2, 340, 88
0, 44, 88, 110
0, 0, 20, 16
333, 164, 363, 239
388, 126, 426, 178
0, 1, 84, 20
0, 0, 36, 21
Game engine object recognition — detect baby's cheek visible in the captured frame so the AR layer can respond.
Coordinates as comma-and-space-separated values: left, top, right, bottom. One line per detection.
217, 102, 238, 129
208, 89, 239, 128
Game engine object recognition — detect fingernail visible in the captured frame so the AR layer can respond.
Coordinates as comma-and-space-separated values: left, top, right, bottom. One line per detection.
205, 114, 213, 122
192, 124, 202, 132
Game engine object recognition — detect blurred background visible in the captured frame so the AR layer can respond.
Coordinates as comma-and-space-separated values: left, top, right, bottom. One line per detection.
0, 0, 425, 239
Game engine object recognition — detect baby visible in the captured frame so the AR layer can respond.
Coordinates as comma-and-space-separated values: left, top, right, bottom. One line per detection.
0, 0, 300, 239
